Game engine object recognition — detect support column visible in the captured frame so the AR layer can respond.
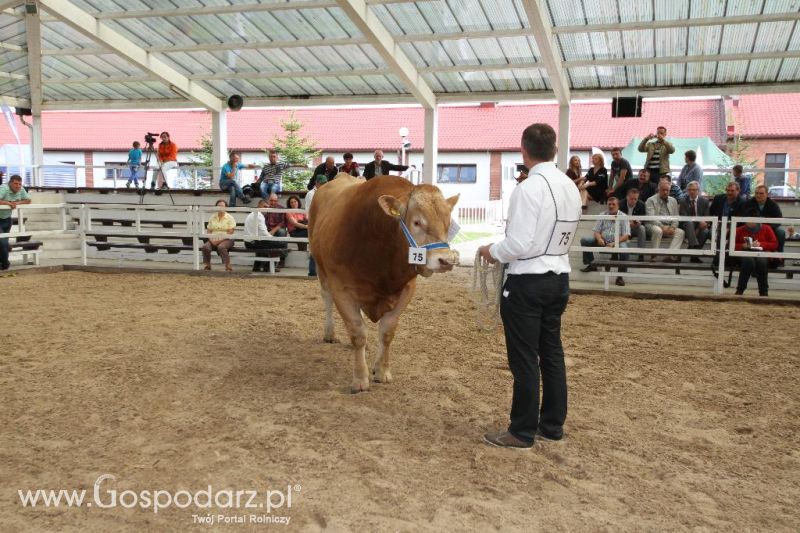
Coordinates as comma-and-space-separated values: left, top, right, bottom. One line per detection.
25, 5, 44, 185
423, 106, 438, 185
557, 104, 570, 170
211, 110, 227, 188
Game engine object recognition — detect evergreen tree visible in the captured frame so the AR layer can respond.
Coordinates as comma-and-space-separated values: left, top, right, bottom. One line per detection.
185, 133, 213, 189
271, 111, 319, 191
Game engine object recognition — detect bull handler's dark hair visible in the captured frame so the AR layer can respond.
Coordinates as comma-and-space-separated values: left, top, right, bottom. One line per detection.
521, 123, 557, 162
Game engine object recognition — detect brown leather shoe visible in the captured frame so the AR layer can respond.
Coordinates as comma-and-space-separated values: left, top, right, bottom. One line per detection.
483, 430, 532, 449
615, 276, 625, 286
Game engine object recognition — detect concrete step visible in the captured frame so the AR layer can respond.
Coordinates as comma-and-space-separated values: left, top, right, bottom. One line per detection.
39, 236, 81, 251
42, 249, 81, 260
22, 221, 78, 231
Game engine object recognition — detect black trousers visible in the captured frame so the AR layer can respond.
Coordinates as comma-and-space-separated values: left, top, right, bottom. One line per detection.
737, 257, 769, 294
500, 272, 570, 443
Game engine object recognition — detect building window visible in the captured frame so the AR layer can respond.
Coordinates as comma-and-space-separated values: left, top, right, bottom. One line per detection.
764, 153, 787, 188
437, 164, 477, 184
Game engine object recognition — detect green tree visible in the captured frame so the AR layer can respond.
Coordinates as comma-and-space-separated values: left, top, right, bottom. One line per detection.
184, 133, 213, 189
271, 111, 320, 191
706, 133, 759, 196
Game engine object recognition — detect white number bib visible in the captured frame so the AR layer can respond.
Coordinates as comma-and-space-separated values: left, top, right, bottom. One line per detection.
408, 247, 427, 265
545, 220, 579, 256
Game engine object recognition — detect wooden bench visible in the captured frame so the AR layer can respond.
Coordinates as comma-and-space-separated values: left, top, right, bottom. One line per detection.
8, 238, 43, 265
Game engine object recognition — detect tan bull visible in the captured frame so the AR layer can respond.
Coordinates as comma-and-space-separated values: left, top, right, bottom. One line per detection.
309, 173, 459, 393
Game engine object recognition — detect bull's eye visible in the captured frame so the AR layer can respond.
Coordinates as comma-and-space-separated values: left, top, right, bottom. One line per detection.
414, 221, 421, 227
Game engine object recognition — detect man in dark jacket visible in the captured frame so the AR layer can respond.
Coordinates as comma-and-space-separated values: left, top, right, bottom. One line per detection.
363, 150, 408, 179
307, 156, 339, 190
710, 181, 745, 220
619, 187, 648, 260
679, 180, 711, 261
743, 184, 785, 252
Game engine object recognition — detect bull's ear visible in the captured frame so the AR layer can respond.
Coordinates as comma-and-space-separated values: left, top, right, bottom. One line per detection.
377, 195, 404, 218
445, 194, 460, 212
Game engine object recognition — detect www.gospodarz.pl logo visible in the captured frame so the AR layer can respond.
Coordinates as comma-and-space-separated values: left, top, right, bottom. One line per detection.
18, 474, 299, 522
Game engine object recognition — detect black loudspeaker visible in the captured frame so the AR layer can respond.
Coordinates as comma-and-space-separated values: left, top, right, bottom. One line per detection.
15, 107, 32, 116
612, 96, 642, 118
227, 95, 243, 112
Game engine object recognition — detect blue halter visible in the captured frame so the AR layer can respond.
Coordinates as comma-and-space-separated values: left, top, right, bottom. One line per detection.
397, 217, 450, 251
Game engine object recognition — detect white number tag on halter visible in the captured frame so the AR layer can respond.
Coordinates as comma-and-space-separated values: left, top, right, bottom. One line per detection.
546, 220, 578, 255
408, 247, 427, 265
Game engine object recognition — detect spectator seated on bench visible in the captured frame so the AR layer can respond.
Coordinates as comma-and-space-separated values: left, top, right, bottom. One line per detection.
619, 187, 647, 261
734, 208, 779, 297
0, 174, 32, 271
678, 180, 710, 263
743, 185, 785, 254
265, 193, 289, 267
285, 195, 309, 251
202, 200, 236, 272
645, 180, 684, 262
244, 199, 281, 273
580, 196, 630, 286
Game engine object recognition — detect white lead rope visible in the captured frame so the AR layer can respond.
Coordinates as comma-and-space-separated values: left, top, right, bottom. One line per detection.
471, 250, 505, 331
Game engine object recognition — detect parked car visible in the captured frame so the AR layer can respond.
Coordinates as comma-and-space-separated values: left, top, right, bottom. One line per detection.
768, 185, 799, 198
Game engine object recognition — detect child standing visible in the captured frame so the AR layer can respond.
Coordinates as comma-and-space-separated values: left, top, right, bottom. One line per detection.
127, 141, 143, 189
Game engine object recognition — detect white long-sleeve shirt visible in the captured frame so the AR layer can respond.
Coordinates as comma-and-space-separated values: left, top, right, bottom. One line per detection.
244, 210, 269, 241
490, 161, 582, 275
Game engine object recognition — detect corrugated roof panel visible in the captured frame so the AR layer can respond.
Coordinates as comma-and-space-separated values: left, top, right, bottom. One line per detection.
360, 75, 402, 94
624, 65, 656, 88
582, 0, 622, 24
160, 51, 210, 76
416, 2, 460, 33
205, 49, 279, 73
719, 23, 758, 54
654, 28, 688, 57
495, 36, 539, 63
0, 79, 29, 98
685, 62, 717, 84
440, 40, 480, 66
777, 58, 800, 81
558, 33, 592, 61
483, 69, 521, 91
715, 60, 750, 83
373, 3, 430, 34
655, 63, 687, 86
478, 0, 526, 30
589, 31, 623, 61
567, 66, 600, 89
746, 58, 782, 82
725, 0, 766, 16
399, 42, 426, 67
408, 41, 454, 67
277, 47, 327, 71
41, 21, 97, 48
42, 55, 139, 78
428, 71, 470, 92
102, 18, 182, 47
0, 51, 27, 75
597, 66, 627, 87
510, 69, 549, 91
0, 16, 25, 45
621, 29, 654, 60
752, 21, 795, 53
448, 0, 494, 31
458, 71, 495, 92
337, 76, 383, 95
687, 25, 722, 55
653, 0, 688, 22
546, 0, 581, 26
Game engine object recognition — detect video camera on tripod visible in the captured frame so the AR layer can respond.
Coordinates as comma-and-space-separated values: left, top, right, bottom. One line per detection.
144, 132, 159, 146
138, 131, 175, 205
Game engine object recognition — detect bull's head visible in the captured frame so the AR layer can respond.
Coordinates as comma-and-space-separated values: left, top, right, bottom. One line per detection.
378, 185, 460, 277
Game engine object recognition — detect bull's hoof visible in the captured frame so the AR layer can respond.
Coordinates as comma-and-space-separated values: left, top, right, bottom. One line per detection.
323, 335, 337, 344
350, 378, 370, 394
372, 367, 393, 384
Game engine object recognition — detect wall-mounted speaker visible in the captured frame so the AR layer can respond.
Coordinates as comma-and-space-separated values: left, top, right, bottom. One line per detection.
227, 95, 243, 111
15, 107, 32, 116
612, 96, 642, 118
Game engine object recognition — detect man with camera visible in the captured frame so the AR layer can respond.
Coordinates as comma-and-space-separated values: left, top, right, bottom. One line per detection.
638, 126, 675, 184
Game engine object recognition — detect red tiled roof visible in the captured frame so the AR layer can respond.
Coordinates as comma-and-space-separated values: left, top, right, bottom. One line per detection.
732, 94, 800, 138
0, 99, 726, 152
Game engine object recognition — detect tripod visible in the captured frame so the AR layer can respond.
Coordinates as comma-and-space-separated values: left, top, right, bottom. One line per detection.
138, 137, 175, 206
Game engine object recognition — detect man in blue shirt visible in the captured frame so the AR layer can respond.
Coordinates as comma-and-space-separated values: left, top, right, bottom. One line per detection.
579, 196, 630, 285
126, 141, 143, 189
0, 175, 32, 270
220, 152, 254, 207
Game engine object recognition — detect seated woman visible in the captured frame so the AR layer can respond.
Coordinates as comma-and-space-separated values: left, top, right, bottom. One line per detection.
734, 208, 778, 296
581, 153, 609, 204
285, 195, 309, 252
202, 199, 236, 272
565, 155, 588, 210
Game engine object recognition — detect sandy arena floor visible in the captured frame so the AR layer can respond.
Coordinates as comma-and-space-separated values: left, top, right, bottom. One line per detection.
1, 269, 799, 531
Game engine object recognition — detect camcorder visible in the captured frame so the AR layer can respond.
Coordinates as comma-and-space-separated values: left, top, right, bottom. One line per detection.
516, 164, 528, 173
144, 132, 159, 145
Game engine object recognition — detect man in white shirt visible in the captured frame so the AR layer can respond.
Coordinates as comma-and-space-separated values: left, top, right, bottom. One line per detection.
244, 199, 273, 272
477, 123, 582, 449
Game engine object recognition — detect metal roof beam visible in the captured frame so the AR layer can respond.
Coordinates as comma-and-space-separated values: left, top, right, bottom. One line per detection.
37, 0, 223, 111
520, 0, 568, 105
24, 6, 42, 116
0, 71, 26, 80
553, 12, 800, 34
565, 50, 800, 68
0, 96, 30, 107
0, 41, 25, 52
335, 0, 436, 109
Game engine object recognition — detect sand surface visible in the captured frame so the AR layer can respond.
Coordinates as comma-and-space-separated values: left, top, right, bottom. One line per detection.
2, 269, 799, 531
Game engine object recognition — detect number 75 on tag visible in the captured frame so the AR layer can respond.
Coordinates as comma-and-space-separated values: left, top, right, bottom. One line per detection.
408, 247, 427, 265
